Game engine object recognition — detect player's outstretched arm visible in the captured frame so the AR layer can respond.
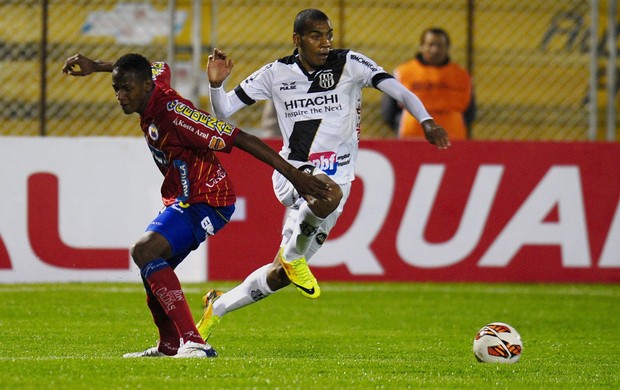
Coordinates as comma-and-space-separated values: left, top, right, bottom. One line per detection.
233, 130, 333, 202
62, 54, 114, 76
378, 78, 451, 149
207, 48, 233, 88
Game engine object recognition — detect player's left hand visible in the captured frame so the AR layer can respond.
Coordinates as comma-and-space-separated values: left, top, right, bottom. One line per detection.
421, 119, 451, 149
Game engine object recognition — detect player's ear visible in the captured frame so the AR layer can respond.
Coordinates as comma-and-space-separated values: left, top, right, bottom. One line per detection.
144, 79, 154, 93
292, 32, 301, 47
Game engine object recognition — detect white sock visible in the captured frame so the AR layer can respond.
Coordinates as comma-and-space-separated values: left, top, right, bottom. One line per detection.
283, 202, 325, 261
212, 264, 274, 317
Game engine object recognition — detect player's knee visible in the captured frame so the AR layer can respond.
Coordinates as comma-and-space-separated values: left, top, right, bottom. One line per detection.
310, 176, 342, 218
130, 232, 170, 268
130, 242, 148, 268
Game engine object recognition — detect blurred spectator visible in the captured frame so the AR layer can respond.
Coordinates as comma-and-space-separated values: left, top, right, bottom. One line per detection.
382, 27, 475, 139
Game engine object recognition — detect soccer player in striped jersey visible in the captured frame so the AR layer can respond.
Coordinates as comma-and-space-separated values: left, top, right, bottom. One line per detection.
196, 9, 450, 341
62, 52, 332, 358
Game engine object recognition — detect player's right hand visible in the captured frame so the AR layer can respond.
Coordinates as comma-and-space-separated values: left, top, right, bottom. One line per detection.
207, 48, 233, 88
62, 54, 96, 76
421, 119, 451, 150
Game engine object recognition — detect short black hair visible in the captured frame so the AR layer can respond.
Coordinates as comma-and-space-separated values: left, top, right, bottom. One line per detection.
420, 27, 451, 47
113, 53, 152, 82
293, 9, 329, 35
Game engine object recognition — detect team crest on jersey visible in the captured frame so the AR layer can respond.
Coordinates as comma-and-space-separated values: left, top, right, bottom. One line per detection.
148, 123, 159, 140
317, 70, 335, 89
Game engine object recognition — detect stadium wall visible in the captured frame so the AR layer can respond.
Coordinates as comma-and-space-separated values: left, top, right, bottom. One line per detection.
1, 138, 618, 283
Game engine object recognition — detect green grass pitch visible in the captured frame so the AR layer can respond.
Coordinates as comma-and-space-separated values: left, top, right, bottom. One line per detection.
0, 282, 618, 389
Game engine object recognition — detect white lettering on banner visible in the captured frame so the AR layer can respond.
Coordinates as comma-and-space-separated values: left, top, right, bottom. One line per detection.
397, 164, 504, 268
598, 196, 620, 267
309, 150, 390, 274
479, 166, 591, 267
308, 160, 615, 274
3, 138, 619, 283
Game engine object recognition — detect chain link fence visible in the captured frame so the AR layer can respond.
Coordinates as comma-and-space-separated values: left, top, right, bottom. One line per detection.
1, 0, 618, 139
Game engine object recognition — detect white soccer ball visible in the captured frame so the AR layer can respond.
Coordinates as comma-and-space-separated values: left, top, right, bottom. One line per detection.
473, 322, 523, 363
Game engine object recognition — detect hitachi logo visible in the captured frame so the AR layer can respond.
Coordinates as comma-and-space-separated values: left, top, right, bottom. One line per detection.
284, 94, 338, 110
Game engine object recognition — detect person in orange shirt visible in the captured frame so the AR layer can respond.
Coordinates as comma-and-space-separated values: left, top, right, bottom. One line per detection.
382, 27, 475, 140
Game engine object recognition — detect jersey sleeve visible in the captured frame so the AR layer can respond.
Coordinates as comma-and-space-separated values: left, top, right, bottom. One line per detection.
347, 50, 392, 89
235, 62, 276, 104
166, 98, 240, 153
209, 85, 247, 118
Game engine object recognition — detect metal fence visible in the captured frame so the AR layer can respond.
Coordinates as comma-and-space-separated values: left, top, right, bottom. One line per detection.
1, 0, 618, 140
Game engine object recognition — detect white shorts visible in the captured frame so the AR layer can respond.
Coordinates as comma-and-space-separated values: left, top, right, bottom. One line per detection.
272, 169, 352, 260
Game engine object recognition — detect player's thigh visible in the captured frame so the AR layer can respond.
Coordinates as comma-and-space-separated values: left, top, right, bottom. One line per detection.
146, 202, 235, 267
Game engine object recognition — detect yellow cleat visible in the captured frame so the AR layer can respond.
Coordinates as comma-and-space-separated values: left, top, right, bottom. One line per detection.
196, 290, 223, 341
278, 248, 320, 298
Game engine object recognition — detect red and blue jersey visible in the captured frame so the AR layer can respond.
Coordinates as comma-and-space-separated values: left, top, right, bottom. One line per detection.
140, 62, 240, 207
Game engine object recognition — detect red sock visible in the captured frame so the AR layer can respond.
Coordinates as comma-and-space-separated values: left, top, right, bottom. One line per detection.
146, 293, 180, 355
145, 262, 204, 345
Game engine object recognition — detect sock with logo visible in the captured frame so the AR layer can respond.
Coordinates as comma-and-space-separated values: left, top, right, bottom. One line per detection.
283, 202, 325, 261
212, 264, 273, 317
141, 258, 204, 345
145, 289, 180, 355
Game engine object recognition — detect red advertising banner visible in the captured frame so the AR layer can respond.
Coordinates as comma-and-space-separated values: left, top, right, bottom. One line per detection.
211, 140, 620, 283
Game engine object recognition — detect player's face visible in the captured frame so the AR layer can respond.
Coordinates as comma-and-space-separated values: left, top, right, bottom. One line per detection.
111, 69, 152, 115
420, 32, 449, 66
294, 19, 334, 71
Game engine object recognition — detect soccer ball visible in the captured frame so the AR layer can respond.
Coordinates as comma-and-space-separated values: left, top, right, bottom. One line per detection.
473, 322, 523, 363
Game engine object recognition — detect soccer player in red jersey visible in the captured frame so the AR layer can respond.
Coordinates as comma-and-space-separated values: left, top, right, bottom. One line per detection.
62, 53, 333, 358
